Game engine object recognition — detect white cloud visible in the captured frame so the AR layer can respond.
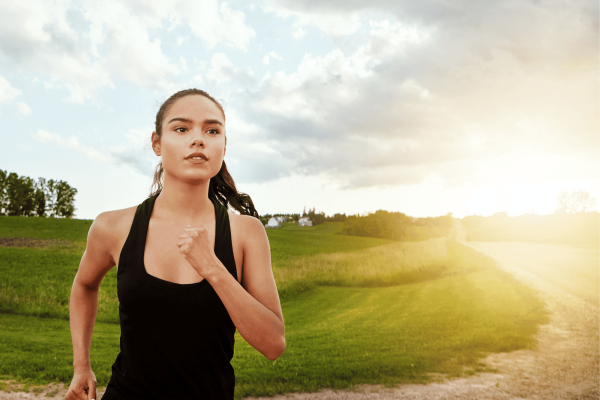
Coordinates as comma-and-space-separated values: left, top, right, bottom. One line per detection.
17, 102, 32, 116
32, 129, 155, 175
0, 0, 255, 102
201, 53, 255, 86
178, 1, 256, 50
233, 1, 598, 188
32, 129, 110, 162
264, 2, 362, 37
0, 75, 21, 110
263, 51, 283, 65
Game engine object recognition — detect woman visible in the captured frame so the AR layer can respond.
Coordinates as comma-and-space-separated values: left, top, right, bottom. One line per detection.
66, 89, 286, 400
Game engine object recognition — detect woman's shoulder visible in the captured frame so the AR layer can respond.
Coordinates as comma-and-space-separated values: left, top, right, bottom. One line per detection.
227, 211, 266, 243
88, 205, 138, 248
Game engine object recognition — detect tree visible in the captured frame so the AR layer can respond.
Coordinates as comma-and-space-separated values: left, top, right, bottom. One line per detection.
34, 177, 47, 217
45, 179, 57, 217
0, 170, 7, 215
307, 207, 326, 225
555, 190, 597, 213
0, 172, 77, 218
54, 180, 77, 218
6, 173, 35, 216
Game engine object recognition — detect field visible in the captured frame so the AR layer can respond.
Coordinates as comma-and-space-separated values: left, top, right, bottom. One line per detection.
0, 216, 549, 398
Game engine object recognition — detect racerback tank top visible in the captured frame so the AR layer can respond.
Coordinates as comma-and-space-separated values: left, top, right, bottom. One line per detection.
102, 194, 238, 400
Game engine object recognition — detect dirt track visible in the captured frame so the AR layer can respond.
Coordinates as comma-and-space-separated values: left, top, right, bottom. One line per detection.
1, 241, 598, 399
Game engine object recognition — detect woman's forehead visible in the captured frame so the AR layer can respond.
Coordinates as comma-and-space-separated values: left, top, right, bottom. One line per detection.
166, 95, 224, 122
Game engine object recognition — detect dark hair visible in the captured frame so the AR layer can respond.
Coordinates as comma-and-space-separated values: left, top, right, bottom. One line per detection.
150, 88, 259, 218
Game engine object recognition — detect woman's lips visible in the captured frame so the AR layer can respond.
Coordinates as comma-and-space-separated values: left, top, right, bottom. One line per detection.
186, 156, 208, 164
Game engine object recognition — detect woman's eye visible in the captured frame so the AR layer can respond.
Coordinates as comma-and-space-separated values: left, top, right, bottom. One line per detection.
208, 129, 220, 135
175, 127, 187, 133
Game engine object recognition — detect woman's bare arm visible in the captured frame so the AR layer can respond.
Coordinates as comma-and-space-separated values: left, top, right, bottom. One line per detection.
66, 209, 133, 400
178, 216, 285, 360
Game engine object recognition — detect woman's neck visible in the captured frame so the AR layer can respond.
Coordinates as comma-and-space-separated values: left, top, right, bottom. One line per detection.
154, 175, 213, 221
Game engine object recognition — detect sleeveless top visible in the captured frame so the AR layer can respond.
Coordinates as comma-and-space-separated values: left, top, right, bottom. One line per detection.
102, 194, 238, 400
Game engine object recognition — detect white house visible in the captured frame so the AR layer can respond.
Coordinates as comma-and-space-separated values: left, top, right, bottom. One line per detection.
266, 217, 282, 228
298, 217, 312, 227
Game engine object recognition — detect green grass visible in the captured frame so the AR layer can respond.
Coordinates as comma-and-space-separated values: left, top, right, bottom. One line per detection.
0, 221, 391, 323
267, 222, 393, 265
274, 238, 449, 300
0, 217, 549, 397
0, 246, 119, 323
0, 216, 92, 242
0, 242, 548, 398
403, 226, 450, 241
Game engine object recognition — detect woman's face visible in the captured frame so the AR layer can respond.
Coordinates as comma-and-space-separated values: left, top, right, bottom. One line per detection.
152, 95, 226, 185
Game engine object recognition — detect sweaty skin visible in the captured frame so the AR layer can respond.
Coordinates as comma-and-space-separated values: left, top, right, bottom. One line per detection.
66, 95, 285, 400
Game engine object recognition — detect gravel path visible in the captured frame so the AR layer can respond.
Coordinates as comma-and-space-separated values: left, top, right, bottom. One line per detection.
2, 242, 598, 399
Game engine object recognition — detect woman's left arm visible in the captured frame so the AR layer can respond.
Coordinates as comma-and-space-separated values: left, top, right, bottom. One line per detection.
178, 217, 285, 360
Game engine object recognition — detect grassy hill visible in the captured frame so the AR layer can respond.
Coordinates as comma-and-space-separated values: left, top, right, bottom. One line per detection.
0, 216, 548, 398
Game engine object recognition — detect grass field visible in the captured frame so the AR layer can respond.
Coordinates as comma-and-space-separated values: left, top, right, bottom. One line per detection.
0, 216, 549, 398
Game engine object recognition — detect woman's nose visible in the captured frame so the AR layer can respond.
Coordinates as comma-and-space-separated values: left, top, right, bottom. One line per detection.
191, 135, 205, 147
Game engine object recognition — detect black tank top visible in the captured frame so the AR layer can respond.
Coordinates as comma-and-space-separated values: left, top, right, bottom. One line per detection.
102, 194, 238, 400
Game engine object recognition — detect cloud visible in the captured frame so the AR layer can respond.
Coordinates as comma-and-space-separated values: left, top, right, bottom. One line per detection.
264, 2, 362, 37
263, 51, 283, 66
32, 128, 156, 176
195, 53, 255, 86
17, 102, 32, 116
231, 0, 598, 188
0, 0, 255, 102
0, 76, 21, 110
32, 129, 110, 162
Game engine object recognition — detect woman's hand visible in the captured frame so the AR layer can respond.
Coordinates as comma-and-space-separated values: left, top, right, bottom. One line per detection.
65, 369, 96, 400
177, 226, 225, 279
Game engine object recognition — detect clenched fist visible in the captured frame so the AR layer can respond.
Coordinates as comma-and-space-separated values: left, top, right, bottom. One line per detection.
65, 369, 96, 400
177, 226, 225, 280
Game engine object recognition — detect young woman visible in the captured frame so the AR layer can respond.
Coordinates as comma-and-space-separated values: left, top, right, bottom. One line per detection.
66, 89, 286, 400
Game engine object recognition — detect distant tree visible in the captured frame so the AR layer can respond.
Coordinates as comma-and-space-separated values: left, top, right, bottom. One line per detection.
0, 170, 7, 215
34, 178, 46, 217
6, 173, 35, 216
326, 213, 347, 222
0, 172, 77, 218
21, 177, 36, 216
342, 210, 411, 240
307, 207, 326, 225
555, 190, 597, 213
45, 179, 57, 216
54, 180, 77, 218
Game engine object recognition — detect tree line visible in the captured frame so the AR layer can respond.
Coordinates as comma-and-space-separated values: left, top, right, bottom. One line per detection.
0, 170, 77, 218
342, 211, 453, 241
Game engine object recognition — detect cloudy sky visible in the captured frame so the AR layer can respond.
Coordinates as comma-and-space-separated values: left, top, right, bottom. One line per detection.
0, 0, 597, 219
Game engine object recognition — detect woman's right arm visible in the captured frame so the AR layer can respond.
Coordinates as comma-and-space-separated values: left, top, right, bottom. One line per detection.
66, 211, 125, 400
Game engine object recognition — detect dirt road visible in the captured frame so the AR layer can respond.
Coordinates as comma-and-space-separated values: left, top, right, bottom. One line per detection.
2, 241, 598, 399
467, 242, 599, 307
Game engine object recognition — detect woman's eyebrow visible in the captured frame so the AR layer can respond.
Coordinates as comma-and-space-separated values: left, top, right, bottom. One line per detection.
203, 118, 223, 126
167, 117, 193, 124
167, 117, 223, 126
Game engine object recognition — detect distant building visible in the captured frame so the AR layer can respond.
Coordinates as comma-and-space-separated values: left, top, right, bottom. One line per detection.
266, 217, 282, 228
298, 217, 312, 227
276, 216, 286, 223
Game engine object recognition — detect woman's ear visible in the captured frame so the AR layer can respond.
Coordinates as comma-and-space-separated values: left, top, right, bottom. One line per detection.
151, 132, 161, 156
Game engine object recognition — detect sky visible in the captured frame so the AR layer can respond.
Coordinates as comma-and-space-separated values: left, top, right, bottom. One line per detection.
0, 0, 598, 219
